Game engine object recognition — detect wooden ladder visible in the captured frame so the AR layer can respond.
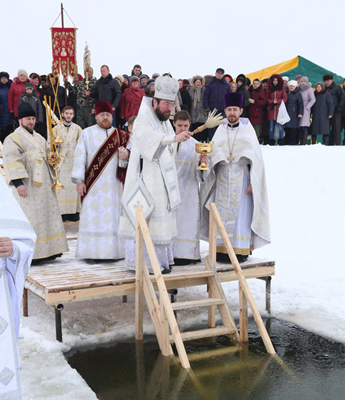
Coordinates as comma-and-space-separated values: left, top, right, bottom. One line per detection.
134, 204, 275, 370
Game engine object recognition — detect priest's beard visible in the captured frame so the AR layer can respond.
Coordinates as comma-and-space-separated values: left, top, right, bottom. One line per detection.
227, 115, 240, 125
97, 120, 112, 129
155, 108, 170, 122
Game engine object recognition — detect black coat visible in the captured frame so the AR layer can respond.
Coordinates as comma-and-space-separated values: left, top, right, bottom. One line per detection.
92, 74, 122, 109
325, 82, 345, 114
46, 85, 66, 117
236, 85, 250, 117
285, 90, 304, 129
311, 91, 334, 136
179, 87, 191, 113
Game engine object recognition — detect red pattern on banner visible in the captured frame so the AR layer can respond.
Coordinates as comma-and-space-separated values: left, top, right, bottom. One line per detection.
51, 28, 77, 78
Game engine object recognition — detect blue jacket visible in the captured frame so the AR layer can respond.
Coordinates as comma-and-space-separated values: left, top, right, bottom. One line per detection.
203, 77, 230, 111
0, 80, 12, 130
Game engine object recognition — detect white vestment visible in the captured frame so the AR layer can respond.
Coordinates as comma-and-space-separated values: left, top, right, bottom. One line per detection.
0, 176, 36, 400
173, 138, 202, 261
52, 122, 82, 215
200, 119, 270, 255
71, 124, 126, 259
3, 127, 69, 259
119, 97, 181, 270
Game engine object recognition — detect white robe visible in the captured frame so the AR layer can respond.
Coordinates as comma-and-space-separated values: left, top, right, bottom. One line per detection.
119, 97, 181, 270
173, 138, 202, 261
53, 122, 82, 215
200, 118, 270, 255
0, 176, 36, 400
71, 124, 125, 259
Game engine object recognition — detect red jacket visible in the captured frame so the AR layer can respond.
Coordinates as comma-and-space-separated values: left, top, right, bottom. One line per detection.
266, 74, 287, 121
8, 77, 39, 117
248, 85, 267, 124
120, 87, 145, 122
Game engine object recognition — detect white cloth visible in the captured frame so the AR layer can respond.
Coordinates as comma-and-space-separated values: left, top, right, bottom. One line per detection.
119, 97, 181, 269
53, 122, 82, 215
200, 119, 270, 254
71, 124, 125, 259
0, 176, 36, 400
173, 139, 202, 260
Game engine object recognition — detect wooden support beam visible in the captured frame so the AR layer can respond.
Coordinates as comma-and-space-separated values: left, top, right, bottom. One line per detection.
135, 219, 144, 340
239, 282, 248, 342
169, 326, 235, 343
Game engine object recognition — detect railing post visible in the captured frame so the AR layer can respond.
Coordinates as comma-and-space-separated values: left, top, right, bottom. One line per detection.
208, 207, 217, 328
135, 206, 144, 340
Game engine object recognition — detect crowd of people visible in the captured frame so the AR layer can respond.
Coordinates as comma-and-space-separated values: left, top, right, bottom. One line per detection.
1, 65, 345, 147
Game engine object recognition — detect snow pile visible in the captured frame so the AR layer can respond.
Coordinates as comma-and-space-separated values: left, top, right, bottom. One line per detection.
19, 144, 345, 399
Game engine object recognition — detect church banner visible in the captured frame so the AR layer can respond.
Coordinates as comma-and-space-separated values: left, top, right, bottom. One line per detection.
51, 28, 77, 78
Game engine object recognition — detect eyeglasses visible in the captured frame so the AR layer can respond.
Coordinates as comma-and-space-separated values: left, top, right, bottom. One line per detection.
162, 102, 176, 109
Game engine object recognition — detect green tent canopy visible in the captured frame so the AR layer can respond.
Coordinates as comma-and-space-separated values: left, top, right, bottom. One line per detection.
246, 56, 344, 86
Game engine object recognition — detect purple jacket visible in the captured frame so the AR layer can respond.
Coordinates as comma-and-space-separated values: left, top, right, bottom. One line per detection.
203, 77, 230, 111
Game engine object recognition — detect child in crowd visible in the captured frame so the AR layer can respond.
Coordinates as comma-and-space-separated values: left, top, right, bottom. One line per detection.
18, 83, 44, 131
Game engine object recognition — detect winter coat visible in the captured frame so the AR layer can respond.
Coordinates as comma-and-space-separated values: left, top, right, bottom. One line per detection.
248, 85, 267, 124
92, 73, 122, 109
0, 80, 12, 129
120, 86, 146, 122
179, 87, 191, 113
236, 85, 250, 117
18, 93, 43, 123
8, 77, 39, 117
325, 81, 345, 114
266, 74, 287, 121
189, 76, 207, 124
299, 83, 315, 127
203, 76, 230, 111
285, 90, 304, 129
311, 91, 334, 136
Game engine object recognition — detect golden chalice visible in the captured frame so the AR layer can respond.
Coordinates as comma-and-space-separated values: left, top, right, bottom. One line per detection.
195, 141, 213, 170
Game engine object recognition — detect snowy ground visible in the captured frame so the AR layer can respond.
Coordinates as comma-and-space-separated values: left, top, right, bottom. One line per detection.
19, 144, 345, 399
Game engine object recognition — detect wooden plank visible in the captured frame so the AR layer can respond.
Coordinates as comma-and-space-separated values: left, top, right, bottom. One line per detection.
169, 326, 234, 343
171, 298, 225, 311
209, 203, 275, 354
239, 282, 248, 342
136, 207, 190, 370
135, 216, 144, 341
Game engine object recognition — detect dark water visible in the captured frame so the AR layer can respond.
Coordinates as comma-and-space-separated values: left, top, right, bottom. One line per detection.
65, 318, 345, 400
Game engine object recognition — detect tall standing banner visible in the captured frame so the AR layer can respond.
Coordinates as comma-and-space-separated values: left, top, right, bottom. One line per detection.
51, 27, 77, 78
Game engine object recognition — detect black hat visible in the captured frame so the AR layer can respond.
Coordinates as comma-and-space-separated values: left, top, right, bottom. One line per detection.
18, 103, 36, 119
323, 74, 333, 81
216, 68, 225, 74
0, 71, 10, 80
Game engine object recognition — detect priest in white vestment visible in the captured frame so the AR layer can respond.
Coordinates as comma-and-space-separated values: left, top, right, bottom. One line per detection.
0, 175, 36, 400
3, 103, 69, 262
52, 106, 82, 221
200, 92, 270, 263
71, 100, 130, 260
172, 110, 207, 265
119, 75, 193, 273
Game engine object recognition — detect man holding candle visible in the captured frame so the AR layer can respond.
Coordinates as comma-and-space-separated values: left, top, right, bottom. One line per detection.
2, 103, 69, 263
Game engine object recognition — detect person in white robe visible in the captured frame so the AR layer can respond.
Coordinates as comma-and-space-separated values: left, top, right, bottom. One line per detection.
0, 175, 36, 400
172, 110, 207, 265
71, 100, 129, 260
200, 92, 270, 263
3, 103, 69, 262
119, 76, 193, 273
52, 106, 82, 221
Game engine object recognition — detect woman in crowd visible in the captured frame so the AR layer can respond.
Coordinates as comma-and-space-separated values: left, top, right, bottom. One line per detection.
311, 82, 334, 145
298, 76, 315, 145
188, 75, 207, 141
284, 80, 303, 145
0, 72, 12, 143
267, 74, 287, 145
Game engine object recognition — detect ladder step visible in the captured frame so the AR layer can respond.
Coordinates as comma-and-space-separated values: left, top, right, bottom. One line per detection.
170, 326, 235, 343
160, 270, 215, 281
171, 298, 225, 311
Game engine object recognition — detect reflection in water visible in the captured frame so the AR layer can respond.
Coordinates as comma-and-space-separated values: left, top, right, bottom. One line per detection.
65, 319, 345, 400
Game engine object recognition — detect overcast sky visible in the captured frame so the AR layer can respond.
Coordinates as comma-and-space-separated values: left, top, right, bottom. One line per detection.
2, 0, 344, 82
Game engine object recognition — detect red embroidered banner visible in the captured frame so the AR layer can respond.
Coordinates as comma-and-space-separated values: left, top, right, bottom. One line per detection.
51, 28, 77, 78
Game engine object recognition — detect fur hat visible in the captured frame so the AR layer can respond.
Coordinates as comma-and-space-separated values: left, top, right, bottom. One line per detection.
236, 74, 246, 84
223, 92, 244, 109
140, 74, 149, 81
18, 103, 36, 119
0, 71, 9, 80
323, 74, 333, 81
95, 100, 113, 116
152, 73, 160, 79
288, 80, 298, 88
282, 76, 289, 82
300, 76, 309, 83
17, 69, 28, 78
115, 75, 124, 84
154, 75, 179, 101
129, 75, 140, 84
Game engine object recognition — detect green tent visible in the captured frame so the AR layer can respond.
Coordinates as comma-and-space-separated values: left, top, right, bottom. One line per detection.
246, 56, 344, 85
